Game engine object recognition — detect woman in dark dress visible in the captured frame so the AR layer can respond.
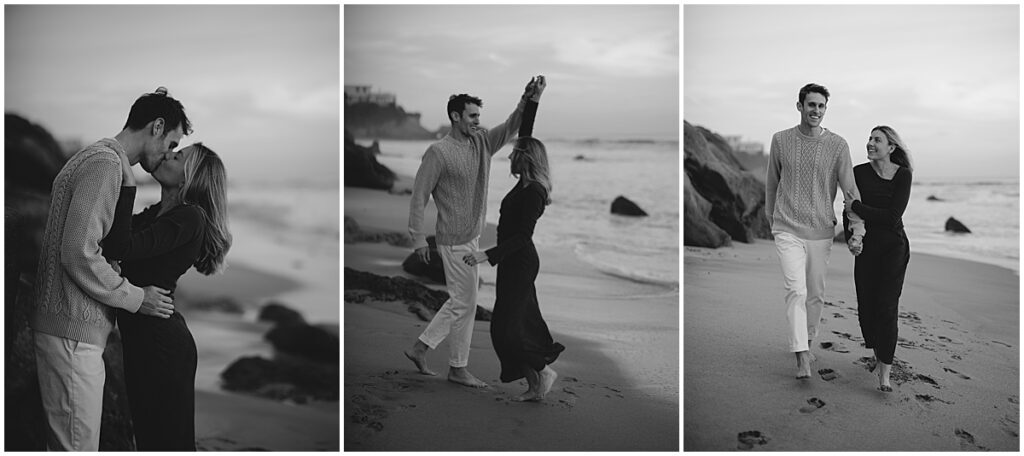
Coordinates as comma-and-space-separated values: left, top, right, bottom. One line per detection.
843, 125, 913, 393
103, 142, 231, 450
463, 76, 564, 402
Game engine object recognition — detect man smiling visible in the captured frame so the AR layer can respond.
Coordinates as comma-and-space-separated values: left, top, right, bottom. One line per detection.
765, 83, 865, 379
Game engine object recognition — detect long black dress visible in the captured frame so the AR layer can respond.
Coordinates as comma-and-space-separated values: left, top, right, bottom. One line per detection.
484, 97, 564, 383
103, 187, 203, 451
844, 163, 912, 365
486, 181, 565, 382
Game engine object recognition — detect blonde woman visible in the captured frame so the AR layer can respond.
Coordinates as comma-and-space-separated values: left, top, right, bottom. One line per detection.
843, 126, 913, 393
463, 125, 565, 401
103, 142, 231, 450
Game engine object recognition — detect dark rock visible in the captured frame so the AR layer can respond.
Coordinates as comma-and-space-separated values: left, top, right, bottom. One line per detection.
5, 114, 135, 450
573, 154, 590, 161
927, 195, 944, 201
221, 356, 338, 403
265, 323, 339, 365
344, 101, 435, 140
611, 196, 648, 217
684, 120, 772, 243
344, 267, 491, 321
345, 216, 413, 247
345, 130, 396, 190
945, 217, 971, 233
258, 302, 307, 326
400, 236, 446, 283
683, 173, 731, 248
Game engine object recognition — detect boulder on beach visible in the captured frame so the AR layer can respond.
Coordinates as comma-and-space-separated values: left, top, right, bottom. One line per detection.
684, 173, 731, 248
265, 323, 340, 365
345, 130, 396, 190
5, 113, 136, 450
684, 120, 772, 244
927, 195, 945, 202
344, 267, 492, 321
611, 196, 649, 217
221, 356, 339, 403
401, 235, 446, 283
258, 302, 307, 326
945, 217, 972, 233
345, 216, 413, 247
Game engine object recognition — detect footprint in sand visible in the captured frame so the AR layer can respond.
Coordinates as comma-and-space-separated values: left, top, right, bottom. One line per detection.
820, 341, 850, 353
1000, 413, 1019, 437
942, 367, 971, 380
915, 394, 953, 405
737, 430, 769, 450
955, 428, 988, 450
799, 397, 826, 413
817, 368, 838, 381
832, 312, 845, 319
1009, 395, 1019, 405
992, 340, 1013, 348
915, 374, 940, 388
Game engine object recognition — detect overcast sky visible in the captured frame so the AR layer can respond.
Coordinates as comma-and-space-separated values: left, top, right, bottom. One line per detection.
345, 4, 679, 141
5, 5, 339, 185
684, 4, 1019, 180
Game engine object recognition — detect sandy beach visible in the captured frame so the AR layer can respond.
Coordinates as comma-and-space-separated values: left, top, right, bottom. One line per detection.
684, 240, 1019, 451
344, 185, 679, 451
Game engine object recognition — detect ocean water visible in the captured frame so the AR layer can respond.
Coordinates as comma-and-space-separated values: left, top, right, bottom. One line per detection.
372, 138, 680, 289
833, 177, 1019, 273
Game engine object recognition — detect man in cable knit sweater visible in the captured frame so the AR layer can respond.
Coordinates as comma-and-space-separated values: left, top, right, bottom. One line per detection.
31, 88, 186, 450
405, 77, 545, 388
765, 83, 865, 379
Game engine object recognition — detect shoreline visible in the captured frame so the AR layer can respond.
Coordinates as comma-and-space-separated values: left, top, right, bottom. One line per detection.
684, 240, 1019, 451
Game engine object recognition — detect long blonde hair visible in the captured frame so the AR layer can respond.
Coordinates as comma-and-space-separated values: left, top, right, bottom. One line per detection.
512, 136, 552, 205
180, 142, 231, 274
872, 125, 915, 172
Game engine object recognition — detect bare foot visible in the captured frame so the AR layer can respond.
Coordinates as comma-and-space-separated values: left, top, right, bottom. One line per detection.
795, 352, 812, 379
513, 389, 542, 402
448, 367, 488, 388
878, 362, 893, 392
537, 367, 558, 398
404, 348, 436, 376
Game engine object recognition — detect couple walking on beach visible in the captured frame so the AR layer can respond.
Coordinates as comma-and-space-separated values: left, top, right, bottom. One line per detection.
404, 75, 566, 402
767, 83, 914, 392
31, 88, 231, 450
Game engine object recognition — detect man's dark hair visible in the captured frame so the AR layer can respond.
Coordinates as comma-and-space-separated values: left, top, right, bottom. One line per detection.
798, 83, 830, 104
123, 88, 193, 136
446, 94, 483, 123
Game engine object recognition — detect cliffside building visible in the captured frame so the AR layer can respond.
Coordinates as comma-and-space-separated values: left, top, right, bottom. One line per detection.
345, 85, 397, 106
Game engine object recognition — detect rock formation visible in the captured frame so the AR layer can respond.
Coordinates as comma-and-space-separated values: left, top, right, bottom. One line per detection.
945, 217, 971, 233
683, 173, 731, 248
684, 121, 772, 246
611, 196, 648, 217
344, 267, 492, 321
344, 102, 435, 140
345, 130, 396, 190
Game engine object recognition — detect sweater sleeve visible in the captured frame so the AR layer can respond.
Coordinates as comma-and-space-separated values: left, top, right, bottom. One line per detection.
764, 133, 781, 227
485, 185, 545, 265
852, 168, 913, 226
60, 156, 144, 313
484, 98, 527, 156
837, 141, 866, 238
408, 147, 442, 250
102, 204, 204, 261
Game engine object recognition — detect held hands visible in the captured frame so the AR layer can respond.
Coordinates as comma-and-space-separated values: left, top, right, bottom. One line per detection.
462, 251, 488, 267
848, 235, 864, 256
139, 286, 174, 319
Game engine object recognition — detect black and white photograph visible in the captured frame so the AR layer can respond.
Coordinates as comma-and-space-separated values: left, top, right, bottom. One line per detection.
684, 4, 1019, 451
5, 5, 340, 451
343, 4, 679, 451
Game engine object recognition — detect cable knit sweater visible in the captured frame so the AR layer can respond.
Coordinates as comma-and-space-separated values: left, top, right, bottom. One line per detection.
765, 126, 866, 241
31, 138, 144, 347
408, 99, 527, 248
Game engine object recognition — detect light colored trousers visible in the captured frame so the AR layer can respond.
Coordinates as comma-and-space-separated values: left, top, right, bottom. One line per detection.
773, 231, 833, 353
418, 238, 479, 368
34, 330, 106, 451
